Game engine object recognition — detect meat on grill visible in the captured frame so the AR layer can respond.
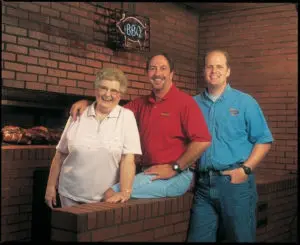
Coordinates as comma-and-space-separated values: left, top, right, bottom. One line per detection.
2, 125, 62, 145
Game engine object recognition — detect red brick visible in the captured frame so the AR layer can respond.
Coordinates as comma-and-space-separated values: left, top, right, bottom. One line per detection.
27, 65, 47, 75
59, 62, 76, 71
51, 2, 70, 13
108, 230, 154, 242
67, 87, 84, 95
19, 2, 40, 12
77, 81, 93, 89
2, 70, 15, 79
2, 33, 17, 43
5, 62, 26, 72
40, 6, 59, 18
47, 84, 66, 93
59, 78, 76, 87
39, 75, 58, 84
6, 44, 28, 54
2, 80, 25, 88
132, 67, 145, 75
69, 56, 85, 65
48, 69, 67, 78
85, 74, 96, 82
17, 55, 38, 64
2, 52, 16, 61
61, 12, 79, 23
77, 65, 94, 74
118, 220, 143, 236
5, 25, 27, 36
92, 226, 118, 241
39, 58, 58, 68
49, 36, 69, 45
16, 73, 37, 82
165, 212, 183, 225
29, 12, 49, 24
154, 224, 174, 239
144, 216, 165, 230
29, 48, 49, 58
6, 7, 29, 19
67, 71, 85, 80
50, 18, 69, 29
70, 7, 88, 17
50, 52, 68, 61
26, 82, 46, 90
40, 42, 60, 52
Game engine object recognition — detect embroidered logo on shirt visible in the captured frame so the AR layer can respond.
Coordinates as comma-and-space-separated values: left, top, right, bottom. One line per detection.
229, 108, 239, 116
161, 112, 170, 117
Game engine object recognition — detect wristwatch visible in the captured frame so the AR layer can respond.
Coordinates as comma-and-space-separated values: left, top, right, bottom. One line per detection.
240, 164, 252, 175
172, 163, 183, 174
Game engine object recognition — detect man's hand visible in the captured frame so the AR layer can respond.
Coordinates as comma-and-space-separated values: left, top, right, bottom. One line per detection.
144, 164, 177, 181
221, 168, 248, 184
105, 191, 131, 203
45, 186, 57, 209
69, 100, 89, 121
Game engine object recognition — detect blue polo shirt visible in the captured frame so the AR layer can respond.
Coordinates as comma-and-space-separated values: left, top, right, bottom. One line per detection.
193, 84, 273, 171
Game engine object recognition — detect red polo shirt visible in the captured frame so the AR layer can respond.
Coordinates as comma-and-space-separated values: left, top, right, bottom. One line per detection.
124, 84, 211, 166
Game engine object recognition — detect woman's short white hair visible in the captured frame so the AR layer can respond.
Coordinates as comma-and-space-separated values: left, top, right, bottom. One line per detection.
95, 68, 128, 93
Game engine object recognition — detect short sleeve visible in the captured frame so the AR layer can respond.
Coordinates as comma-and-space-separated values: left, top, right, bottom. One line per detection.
183, 97, 211, 142
245, 97, 273, 144
122, 109, 142, 155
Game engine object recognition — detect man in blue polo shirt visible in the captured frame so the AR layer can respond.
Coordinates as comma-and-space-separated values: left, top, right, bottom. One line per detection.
187, 49, 273, 242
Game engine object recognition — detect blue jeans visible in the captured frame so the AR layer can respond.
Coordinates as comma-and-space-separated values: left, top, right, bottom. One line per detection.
111, 168, 193, 198
187, 171, 258, 242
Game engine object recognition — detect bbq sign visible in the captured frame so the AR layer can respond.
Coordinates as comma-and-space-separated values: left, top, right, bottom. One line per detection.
115, 12, 150, 51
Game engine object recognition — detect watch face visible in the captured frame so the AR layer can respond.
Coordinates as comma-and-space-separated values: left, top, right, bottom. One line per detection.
242, 166, 251, 174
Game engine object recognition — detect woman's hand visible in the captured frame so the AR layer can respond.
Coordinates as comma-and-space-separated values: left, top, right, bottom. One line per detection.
69, 100, 89, 121
45, 186, 57, 209
105, 191, 131, 203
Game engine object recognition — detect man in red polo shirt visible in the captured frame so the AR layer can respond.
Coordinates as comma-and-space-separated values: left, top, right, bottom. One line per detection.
70, 53, 211, 201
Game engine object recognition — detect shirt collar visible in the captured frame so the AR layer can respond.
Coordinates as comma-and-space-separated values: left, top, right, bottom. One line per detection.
203, 83, 232, 102
87, 101, 121, 118
148, 83, 178, 104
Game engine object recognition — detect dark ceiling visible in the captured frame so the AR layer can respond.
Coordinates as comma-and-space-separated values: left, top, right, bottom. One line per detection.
182, 2, 257, 13
182, 2, 296, 13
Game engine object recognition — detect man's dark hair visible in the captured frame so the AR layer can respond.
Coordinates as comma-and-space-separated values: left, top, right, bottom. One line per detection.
204, 49, 230, 68
146, 52, 174, 71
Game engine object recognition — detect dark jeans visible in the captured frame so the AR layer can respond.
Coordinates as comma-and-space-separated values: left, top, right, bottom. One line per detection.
187, 171, 258, 242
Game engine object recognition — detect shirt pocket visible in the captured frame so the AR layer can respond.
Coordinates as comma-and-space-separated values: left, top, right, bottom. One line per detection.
216, 113, 246, 140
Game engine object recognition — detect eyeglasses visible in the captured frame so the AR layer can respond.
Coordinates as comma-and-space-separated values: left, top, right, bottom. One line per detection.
96, 85, 120, 96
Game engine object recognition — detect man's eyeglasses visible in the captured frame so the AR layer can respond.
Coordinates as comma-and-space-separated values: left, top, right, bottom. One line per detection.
96, 85, 120, 96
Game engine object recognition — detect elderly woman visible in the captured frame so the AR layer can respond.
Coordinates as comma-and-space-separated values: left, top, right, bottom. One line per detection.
45, 68, 142, 208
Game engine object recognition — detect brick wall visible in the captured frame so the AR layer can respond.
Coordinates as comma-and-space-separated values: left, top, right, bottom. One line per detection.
50, 193, 193, 242
1, 2, 199, 100
50, 174, 297, 242
1, 146, 56, 241
196, 3, 298, 174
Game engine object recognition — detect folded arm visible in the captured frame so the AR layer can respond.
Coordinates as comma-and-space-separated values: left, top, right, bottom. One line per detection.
145, 141, 211, 180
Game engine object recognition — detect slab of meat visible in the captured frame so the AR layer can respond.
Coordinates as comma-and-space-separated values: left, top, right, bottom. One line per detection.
2, 126, 32, 144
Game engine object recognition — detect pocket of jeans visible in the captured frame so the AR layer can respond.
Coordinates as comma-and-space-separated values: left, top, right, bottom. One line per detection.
223, 174, 249, 185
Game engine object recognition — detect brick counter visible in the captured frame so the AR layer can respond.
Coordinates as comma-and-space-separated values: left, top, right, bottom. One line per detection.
50, 173, 298, 242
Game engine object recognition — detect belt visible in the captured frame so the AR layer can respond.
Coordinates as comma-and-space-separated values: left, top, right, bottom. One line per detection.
198, 169, 222, 176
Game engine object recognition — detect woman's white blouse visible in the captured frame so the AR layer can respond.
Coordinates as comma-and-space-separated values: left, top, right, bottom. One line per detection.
56, 103, 142, 203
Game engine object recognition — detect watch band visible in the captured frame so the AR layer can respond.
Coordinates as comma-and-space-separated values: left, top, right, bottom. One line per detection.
172, 162, 183, 173
241, 164, 252, 175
